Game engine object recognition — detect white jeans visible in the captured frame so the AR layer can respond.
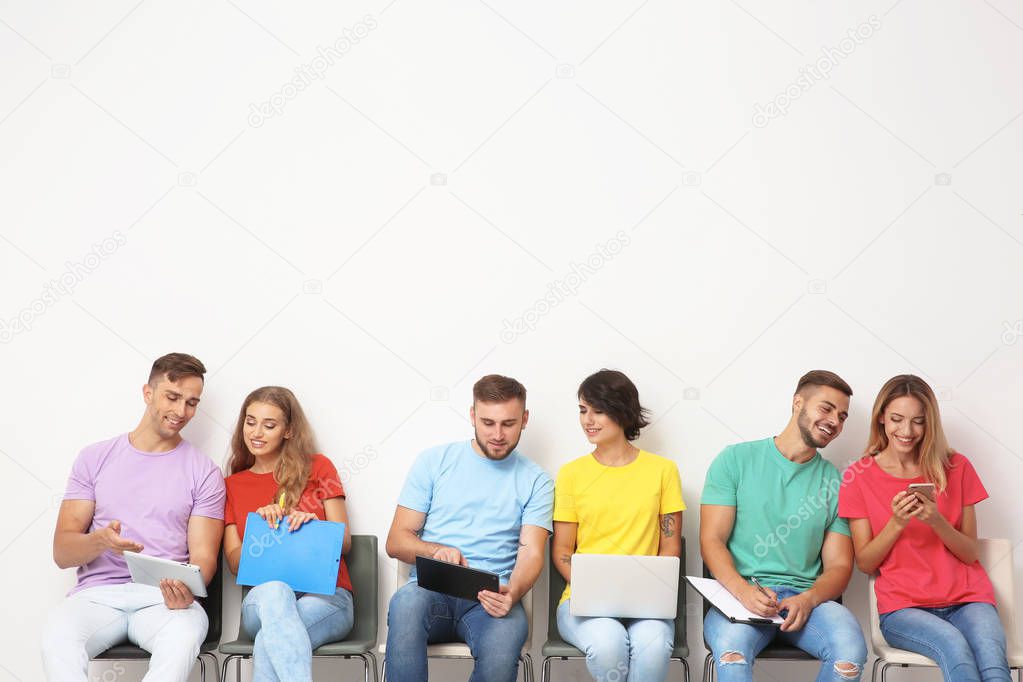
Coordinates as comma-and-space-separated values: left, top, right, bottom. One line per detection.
41, 582, 207, 682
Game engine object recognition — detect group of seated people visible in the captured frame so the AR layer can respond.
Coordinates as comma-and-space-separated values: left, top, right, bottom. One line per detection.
40, 352, 1011, 682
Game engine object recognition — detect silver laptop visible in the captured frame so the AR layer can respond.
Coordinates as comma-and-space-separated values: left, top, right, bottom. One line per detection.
570, 554, 679, 619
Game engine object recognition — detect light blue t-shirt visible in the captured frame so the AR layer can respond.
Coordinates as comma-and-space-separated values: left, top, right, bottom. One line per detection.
398, 440, 554, 583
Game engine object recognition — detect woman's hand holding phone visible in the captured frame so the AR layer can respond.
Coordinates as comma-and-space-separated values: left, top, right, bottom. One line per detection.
890, 490, 919, 528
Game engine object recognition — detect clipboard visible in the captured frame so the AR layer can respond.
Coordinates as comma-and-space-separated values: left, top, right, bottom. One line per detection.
237, 512, 345, 596
686, 576, 783, 625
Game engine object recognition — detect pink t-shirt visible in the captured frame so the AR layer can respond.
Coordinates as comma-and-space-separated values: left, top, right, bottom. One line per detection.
63, 434, 226, 595
838, 452, 994, 614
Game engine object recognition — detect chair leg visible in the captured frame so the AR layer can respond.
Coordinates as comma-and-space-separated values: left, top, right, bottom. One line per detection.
371, 652, 380, 682
380, 655, 387, 682
541, 656, 552, 682
703, 652, 715, 682
197, 652, 219, 682
220, 654, 237, 682
519, 653, 533, 682
879, 661, 890, 682
871, 657, 881, 682
678, 656, 690, 682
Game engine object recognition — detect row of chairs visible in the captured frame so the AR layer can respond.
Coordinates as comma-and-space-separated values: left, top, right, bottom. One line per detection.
92, 536, 1023, 682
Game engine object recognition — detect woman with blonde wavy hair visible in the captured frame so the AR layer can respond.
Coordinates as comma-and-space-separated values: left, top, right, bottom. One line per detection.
223, 386, 354, 682
838, 375, 1009, 682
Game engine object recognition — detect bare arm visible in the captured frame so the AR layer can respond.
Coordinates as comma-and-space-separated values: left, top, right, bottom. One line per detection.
658, 511, 683, 557
699, 504, 746, 595
551, 521, 577, 583
700, 504, 778, 617
505, 524, 549, 601
187, 515, 224, 584
849, 490, 923, 574
478, 524, 549, 618
323, 497, 352, 555
805, 531, 853, 604
224, 524, 242, 575
920, 500, 979, 565
385, 505, 460, 564
52, 499, 143, 569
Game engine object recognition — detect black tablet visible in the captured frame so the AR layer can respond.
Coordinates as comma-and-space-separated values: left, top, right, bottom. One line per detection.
415, 555, 500, 601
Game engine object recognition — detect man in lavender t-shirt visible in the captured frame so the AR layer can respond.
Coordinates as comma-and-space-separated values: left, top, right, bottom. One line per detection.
41, 353, 226, 682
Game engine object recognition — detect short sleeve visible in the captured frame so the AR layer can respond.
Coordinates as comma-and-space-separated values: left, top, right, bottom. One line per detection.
552, 464, 577, 523
191, 467, 226, 520
827, 514, 851, 536
659, 460, 686, 514
397, 449, 435, 513
838, 463, 867, 519
64, 448, 96, 501
311, 456, 346, 501
957, 454, 989, 506
224, 481, 236, 526
522, 470, 555, 532
701, 447, 738, 506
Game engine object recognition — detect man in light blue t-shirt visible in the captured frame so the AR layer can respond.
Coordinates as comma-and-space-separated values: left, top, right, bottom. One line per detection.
700, 370, 867, 681
384, 374, 553, 682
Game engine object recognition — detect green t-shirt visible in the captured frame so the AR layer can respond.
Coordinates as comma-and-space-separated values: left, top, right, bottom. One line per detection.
701, 437, 849, 590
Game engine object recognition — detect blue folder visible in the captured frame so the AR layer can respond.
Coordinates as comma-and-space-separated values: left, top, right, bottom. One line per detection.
237, 512, 345, 596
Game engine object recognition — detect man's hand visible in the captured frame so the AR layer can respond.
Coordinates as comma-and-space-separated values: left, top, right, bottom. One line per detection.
736, 582, 779, 618
778, 591, 817, 632
478, 584, 516, 618
94, 520, 143, 555
159, 579, 194, 610
432, 546, 468, 566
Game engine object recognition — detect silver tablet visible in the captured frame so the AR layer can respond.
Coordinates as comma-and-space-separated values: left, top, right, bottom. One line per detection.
124, 551, 207, 597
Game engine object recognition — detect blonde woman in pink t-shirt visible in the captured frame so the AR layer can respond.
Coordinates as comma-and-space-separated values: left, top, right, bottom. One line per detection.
838, 375, 1009, 682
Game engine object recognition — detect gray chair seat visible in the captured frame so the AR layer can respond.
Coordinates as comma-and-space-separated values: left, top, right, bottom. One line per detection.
540, 537, 691, 681
219, 534, 379, 682
219, 636, 378, 657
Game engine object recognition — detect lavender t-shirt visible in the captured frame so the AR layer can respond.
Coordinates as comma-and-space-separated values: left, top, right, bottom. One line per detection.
63, 434, 226, 595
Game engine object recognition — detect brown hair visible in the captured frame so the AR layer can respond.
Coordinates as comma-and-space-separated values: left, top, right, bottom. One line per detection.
867, 374, 952, 492
473, 374, 527, 405
795, 369, 853, 398
148, 352, 206, 385
227, 386, 319, 511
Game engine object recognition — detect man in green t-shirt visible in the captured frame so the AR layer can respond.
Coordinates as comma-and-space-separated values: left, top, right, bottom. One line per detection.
700, 370, 867, 681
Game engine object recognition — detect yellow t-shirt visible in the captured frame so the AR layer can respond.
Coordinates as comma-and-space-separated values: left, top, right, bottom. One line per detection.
553, 450, 685, 604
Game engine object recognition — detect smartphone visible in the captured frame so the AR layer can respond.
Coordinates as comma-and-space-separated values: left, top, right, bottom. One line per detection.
907, 482, 935, 501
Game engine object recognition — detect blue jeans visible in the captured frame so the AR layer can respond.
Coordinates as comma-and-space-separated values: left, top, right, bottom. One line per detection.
557, 600, 674, 682
880, 602, 1010, 682
385, 581, 527, 682
241, 581, 354, 682
703, 586, 866, 681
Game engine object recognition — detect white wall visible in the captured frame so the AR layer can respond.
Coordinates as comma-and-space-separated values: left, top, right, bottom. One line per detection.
2, 1, 1022, 680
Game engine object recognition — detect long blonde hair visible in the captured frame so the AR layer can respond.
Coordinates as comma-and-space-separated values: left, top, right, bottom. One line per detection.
228, 386, 318, 511
867, 374, 953, 491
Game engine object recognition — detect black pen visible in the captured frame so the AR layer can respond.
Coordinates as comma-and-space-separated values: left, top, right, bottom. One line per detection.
750, 576, 775, 605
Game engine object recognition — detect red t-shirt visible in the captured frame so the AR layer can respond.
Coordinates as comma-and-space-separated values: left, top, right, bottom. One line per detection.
838, 452, 993, 614
225, 454, 352, 592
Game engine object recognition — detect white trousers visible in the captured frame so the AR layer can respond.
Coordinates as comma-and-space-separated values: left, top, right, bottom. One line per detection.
41, 583, 207, 682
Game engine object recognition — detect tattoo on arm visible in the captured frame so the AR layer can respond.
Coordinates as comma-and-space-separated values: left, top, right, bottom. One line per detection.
660, 514, 675, 538
559, 554, 571, 565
